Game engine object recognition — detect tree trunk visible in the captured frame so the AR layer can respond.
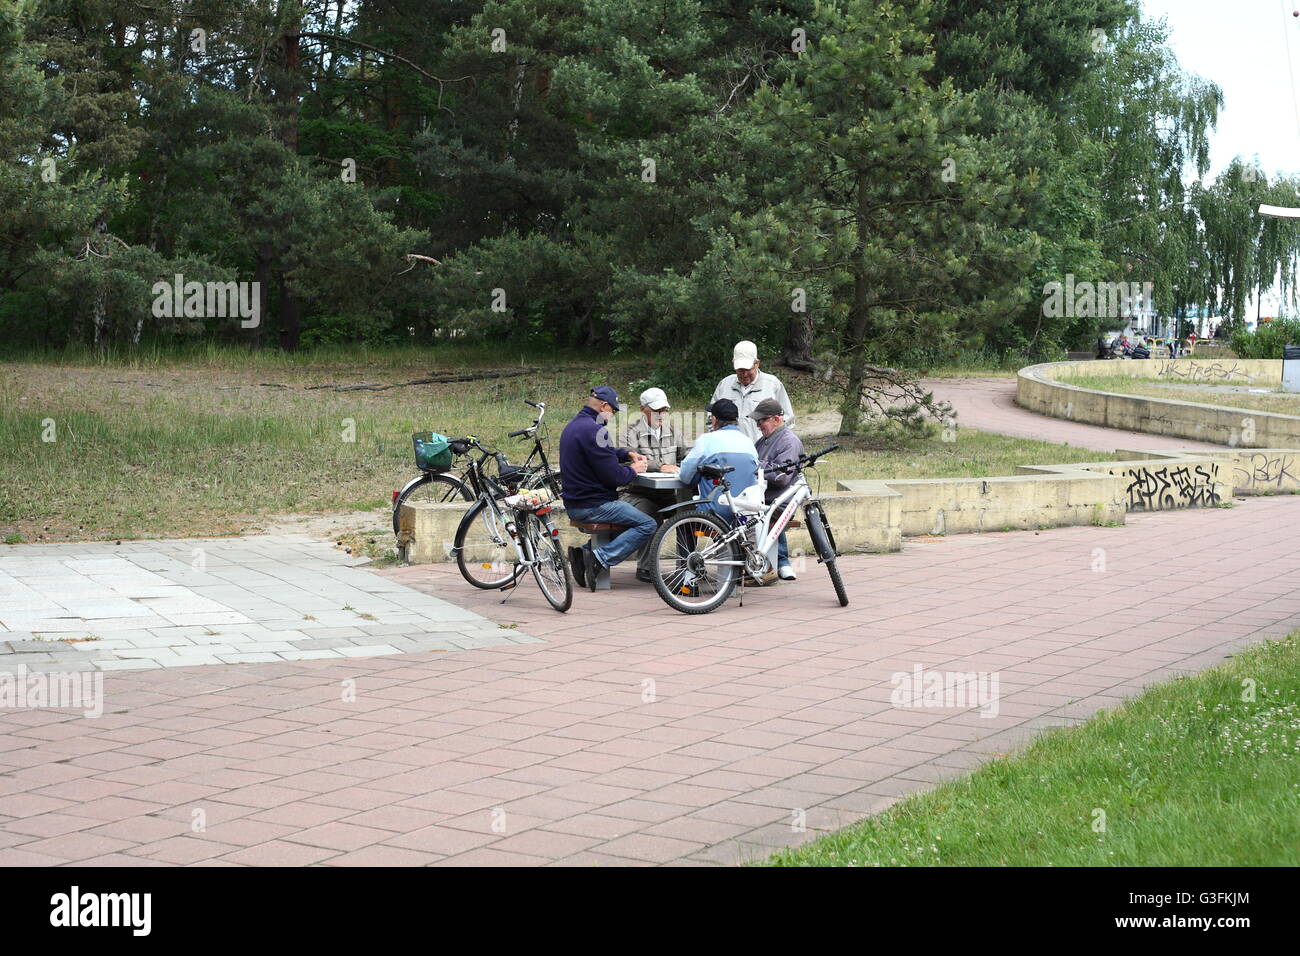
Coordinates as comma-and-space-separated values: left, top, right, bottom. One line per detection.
271, 5, 304, 350
839, 171, 873, 436
780, 314, 816, 371
278, 273, 301, 351
251, 241, 271, 349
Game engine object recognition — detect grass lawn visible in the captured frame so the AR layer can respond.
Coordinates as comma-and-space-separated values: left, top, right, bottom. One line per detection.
1064, 373, 1300, 418
768, 633, 1300, 866
0, 345, 1109, 543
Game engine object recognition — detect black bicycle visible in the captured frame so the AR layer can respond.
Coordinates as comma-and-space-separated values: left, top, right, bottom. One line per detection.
392, 400, 560, 536
449, 436, 571, 611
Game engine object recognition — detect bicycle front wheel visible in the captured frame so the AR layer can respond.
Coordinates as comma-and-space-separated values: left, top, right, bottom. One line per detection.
454, 499, 524, 590
804, 503, 848, 607
522, 514, 572, 612
650, 510, 741, 614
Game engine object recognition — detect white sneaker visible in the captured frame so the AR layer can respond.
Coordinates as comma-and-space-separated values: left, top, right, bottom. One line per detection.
778, 564, 797, 581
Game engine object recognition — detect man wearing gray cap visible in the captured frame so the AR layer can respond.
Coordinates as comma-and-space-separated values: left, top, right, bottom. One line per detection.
620, 387, 690, 582
711, 340, 796, 442
753, 397, 804, 581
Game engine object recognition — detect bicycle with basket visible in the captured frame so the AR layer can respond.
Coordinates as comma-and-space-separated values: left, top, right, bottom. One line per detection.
393, 400, 560, 536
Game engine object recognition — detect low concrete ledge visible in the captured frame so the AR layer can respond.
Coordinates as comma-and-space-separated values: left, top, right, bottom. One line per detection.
1020, 451, 1228, 512
836, 472, 1125, 536
396, 403, 1300, 563
1016, 359, 1300, 447
399, 492, 903, 564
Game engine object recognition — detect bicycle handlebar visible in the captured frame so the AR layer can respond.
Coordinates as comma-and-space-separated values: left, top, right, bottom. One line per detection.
769, 444, 840, 474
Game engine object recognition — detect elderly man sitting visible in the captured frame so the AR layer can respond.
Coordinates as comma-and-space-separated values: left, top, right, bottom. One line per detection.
752, 398, 804, 581
559, 386, 654, 590
620, 387, 689, 582
677, 399, 759, 520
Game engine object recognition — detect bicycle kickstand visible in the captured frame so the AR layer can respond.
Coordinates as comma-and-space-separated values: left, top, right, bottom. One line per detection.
497, 576, 520, 605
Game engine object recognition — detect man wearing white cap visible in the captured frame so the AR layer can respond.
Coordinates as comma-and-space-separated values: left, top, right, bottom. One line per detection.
711, 340, 796, 442
620, 387, 690, 582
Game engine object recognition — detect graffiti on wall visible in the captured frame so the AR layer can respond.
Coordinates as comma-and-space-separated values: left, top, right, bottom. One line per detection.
1232, 453, 1299, 492
1116, 463, 1221, 511
1154, 360, 1248, 382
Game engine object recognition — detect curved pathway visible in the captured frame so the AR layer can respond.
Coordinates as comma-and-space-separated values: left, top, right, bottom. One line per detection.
922, 377, 1225, 452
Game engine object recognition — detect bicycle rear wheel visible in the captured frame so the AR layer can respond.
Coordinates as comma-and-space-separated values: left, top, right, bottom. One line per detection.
649, 510, 740, 614
393, 472, 472, 536
522, 514, 571, 612
804, 503, 848, 607
454, 498, 523, 590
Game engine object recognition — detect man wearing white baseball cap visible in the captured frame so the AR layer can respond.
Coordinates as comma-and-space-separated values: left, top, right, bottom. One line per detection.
711, 340, 795, 442
620, 387, 690, 582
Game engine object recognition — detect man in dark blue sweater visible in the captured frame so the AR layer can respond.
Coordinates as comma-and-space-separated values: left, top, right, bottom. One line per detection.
560, 386, 656, 589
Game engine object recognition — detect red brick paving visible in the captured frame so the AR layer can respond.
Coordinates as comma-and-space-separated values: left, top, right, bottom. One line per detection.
4, 495, 1300, 865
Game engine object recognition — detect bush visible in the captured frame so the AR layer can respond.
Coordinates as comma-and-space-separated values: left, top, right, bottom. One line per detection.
1230, 319, 1300, 359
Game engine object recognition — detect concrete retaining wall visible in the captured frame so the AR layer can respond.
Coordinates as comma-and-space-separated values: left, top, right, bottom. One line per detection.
1051, 357, 1278, 385
1017, 359, 1300, 448
400, 446, 1300, 563
398, 493, 903, 564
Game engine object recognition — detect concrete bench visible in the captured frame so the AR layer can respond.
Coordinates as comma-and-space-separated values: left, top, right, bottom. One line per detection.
569, 521, 630, 590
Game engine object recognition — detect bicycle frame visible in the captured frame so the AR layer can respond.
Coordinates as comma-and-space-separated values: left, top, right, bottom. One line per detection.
704, 475, 809, 574
457, 442, 560, 572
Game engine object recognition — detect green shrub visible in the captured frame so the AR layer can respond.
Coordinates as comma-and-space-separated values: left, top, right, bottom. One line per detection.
1230, 319, 1300, 358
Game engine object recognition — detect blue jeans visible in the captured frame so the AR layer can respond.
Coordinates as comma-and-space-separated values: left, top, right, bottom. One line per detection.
566, 500, 657, 568
777, 532, 789, 568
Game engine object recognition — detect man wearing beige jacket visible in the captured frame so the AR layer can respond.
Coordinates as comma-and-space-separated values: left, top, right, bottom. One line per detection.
711, 340, 795, 442
620, 387, 690, 582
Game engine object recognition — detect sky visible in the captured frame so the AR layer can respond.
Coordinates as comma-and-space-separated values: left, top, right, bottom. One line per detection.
1140, 0, 1300, 319
1141, 0, 1300, 180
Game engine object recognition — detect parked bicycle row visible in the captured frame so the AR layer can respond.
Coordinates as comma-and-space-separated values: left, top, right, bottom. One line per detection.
392, 341, 849, 615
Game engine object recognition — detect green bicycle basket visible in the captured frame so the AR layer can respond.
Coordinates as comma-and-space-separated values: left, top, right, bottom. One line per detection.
412, 431, 454, 472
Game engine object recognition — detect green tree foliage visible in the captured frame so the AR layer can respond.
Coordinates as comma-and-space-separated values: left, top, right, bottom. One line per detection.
3, 0, 1286, 424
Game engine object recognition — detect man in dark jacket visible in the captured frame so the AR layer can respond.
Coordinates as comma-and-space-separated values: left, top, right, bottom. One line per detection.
752, 398, 804, 581
560, 386, 655, 588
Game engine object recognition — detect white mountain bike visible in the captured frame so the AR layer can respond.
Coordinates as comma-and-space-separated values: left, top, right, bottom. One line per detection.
647, 444, 848, 614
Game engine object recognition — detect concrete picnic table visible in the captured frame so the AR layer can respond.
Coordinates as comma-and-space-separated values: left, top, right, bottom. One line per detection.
628, 471, 690, 493
567, 472, 695, 592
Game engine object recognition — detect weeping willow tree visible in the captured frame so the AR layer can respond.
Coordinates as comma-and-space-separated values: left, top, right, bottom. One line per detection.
1193, 160, 1300, 327
1068, 15, 1222, 323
